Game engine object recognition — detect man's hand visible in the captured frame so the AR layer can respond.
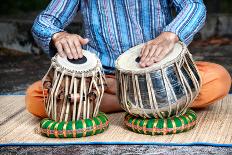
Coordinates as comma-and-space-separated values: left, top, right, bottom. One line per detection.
139, 32, 179, 67
52, 32, 89, 59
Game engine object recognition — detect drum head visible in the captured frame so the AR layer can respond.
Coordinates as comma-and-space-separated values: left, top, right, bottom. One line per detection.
116, 42, 185, 72
55, 50, 99, 73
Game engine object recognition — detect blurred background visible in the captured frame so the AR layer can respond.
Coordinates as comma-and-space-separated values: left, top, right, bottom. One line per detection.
0, 0, 231, 94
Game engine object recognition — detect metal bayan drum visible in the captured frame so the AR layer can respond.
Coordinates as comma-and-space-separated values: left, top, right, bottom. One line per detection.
42, 51, 105, 122
115, 42, 201, 118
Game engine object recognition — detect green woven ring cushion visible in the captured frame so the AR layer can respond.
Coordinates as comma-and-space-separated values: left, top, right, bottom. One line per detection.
124, 109, 197, 135
40, 112, 109, 138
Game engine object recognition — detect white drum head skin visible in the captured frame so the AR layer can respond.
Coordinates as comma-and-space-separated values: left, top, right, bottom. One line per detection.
116, 42, 185, 73
55, 50, 99, 72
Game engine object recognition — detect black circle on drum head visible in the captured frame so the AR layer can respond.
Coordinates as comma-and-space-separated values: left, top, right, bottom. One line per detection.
135, 57, 141, 63
67, 56, 87, 64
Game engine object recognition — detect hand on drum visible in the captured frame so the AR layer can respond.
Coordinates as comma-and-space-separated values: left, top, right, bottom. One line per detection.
139, 32, 179, 67
52, 32, 89, 59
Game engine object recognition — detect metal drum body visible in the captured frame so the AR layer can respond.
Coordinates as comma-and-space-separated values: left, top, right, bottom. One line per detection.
42, 51, 105, 122
115, 42, 201, 118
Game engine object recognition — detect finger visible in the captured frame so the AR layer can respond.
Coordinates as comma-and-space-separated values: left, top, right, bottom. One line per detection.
153, 47, 163, 62
55, 42, 66, 58
141, 44, 159, 67
140, 45, 151, 62
145, 45, 158, 66
148, 45, 158, 58
140, 44, 146, 57
74, 39, 83, 58
139, 47, 149, 67
78, 36, 89, 45
140, 46, 152, 68
146, 45, 157, 61
155, 48, 168, 62
67, 40, 78, 59
62, 40, 73, 59
143, 50, 155, 67
146, 57, 156, 66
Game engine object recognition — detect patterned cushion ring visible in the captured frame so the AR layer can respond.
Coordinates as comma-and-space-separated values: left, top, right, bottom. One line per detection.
124, 109, 197, 135
40, 112, 109, 138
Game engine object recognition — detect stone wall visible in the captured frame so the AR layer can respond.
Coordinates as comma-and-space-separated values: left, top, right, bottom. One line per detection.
0, 17, 83, 54
0, 14, 231, 53
0, 20, 36, 53
200, 14, 232, 39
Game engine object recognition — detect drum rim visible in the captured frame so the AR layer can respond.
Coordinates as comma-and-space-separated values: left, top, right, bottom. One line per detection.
51, 51, 103, 77
115, 42, 188, 74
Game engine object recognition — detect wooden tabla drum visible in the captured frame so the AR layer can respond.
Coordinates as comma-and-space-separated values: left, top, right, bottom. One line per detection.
115, 42, 202, 119
39, 51, 109, 138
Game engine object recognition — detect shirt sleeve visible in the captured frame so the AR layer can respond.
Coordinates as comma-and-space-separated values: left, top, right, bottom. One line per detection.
32, 0, 80, 57
162, 0, 206, 45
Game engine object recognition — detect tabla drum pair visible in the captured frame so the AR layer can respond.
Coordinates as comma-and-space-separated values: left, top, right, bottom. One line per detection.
39, 41, 201, 137
39, 51, 109, 138
115, 42, 201, 135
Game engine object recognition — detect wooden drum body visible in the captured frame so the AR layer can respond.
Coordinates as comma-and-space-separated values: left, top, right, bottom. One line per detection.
115, 42, 201, 118
42, 51, 105, 122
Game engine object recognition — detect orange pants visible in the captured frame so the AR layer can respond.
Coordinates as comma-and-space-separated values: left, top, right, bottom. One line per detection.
25, 61, 231, 118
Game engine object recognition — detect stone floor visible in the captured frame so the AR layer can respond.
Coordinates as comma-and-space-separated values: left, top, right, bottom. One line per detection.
0, 43, 231, 154
0, 145, 232, 155
0, 48, 50, 95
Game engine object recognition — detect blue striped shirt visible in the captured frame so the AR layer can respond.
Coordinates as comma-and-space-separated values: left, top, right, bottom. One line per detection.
32, 0, 206, 74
